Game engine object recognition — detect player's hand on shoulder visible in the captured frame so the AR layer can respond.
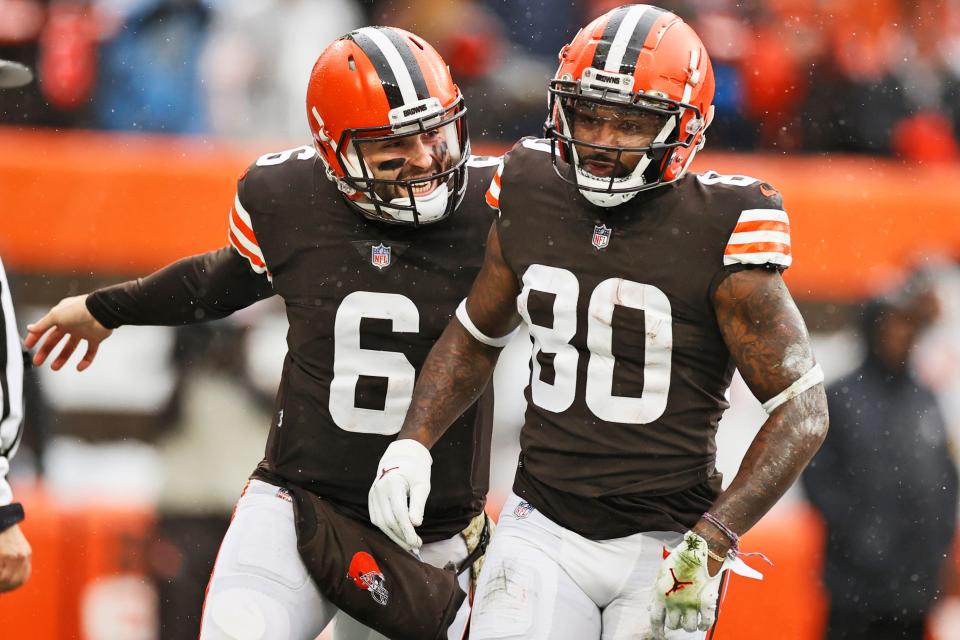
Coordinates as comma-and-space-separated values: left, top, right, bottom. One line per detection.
368, 439, 433, 552
25, 294, 112, 371
0, 524, 31, 592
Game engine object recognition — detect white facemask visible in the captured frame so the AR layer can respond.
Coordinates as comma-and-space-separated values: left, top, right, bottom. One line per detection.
355, 180, 452, 224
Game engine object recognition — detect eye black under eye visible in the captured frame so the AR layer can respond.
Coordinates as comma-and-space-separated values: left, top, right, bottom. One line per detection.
378, 158, 405, 171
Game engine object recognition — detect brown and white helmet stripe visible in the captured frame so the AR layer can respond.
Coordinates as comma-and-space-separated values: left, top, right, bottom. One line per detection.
591, 4, 669, 75
347, 27, 431, 109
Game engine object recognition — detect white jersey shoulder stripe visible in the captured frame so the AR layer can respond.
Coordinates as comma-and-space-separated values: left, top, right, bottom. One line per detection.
736, 209, 789, 224
466, 155, 502, 168
521, 139, 552, 153
727, 230, 791, 246
723, 251, 793, 268
487, 178, 501, 200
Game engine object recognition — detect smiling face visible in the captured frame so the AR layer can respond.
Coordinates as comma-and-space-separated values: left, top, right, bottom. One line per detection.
570, 101, 668, 178
357, 127, 454, 203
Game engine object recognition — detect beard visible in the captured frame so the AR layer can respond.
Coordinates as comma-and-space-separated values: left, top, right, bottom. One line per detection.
371, 152, 452, 202
575, 149, 634, 179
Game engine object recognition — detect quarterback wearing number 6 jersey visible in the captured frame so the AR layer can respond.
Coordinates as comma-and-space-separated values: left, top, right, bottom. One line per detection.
27, 28, 499, 640
368, 6, 829, 640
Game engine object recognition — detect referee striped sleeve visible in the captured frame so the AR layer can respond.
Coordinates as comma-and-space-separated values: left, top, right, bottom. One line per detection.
0, 257, 24, 505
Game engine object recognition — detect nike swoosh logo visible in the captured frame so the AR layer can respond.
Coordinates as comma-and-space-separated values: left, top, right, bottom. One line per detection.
379, 466, 399, 480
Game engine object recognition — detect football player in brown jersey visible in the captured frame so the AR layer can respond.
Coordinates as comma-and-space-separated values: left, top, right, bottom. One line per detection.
368, 5, 830, 640
25, 28, 501, 640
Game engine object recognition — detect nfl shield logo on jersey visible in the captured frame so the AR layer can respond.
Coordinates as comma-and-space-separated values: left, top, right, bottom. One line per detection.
371, 243, 391, 270
592, 224, 612, 250
513, 501, 535, 519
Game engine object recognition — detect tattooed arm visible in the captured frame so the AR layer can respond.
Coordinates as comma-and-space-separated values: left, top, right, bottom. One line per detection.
401, 223, 522, 447
693, 268, 829, 574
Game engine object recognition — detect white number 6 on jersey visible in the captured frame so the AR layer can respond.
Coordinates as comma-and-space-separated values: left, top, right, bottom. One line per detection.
329, 291, 419, 435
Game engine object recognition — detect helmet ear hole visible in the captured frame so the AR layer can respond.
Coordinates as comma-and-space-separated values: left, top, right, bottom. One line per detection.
347, 55, 356, 72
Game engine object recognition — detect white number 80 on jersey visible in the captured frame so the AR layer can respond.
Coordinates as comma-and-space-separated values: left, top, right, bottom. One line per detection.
518, 264, 672, 424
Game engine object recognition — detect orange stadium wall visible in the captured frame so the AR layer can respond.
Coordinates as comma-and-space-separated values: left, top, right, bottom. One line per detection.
2, 127, 960, 300
1, 128, 959, 638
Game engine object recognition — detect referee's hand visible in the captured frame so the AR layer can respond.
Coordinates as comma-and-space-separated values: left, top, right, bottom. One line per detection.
0, 524, 31, 592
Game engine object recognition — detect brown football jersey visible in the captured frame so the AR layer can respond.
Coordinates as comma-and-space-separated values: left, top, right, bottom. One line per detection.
489, 138, 792, 539
228, 146, 500, 542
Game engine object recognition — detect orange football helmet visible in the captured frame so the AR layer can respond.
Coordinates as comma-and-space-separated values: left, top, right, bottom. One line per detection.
545, 5, 715, 207
307, 27, 469, 225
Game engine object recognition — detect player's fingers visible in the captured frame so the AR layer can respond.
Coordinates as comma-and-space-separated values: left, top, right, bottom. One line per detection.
33, 328, 66, 367
374, 479, 404, 545
387, 481, 419, 550
649, 599, 666, 639
24, 312, 56, 349
369, 484, 391, 534
18, 555, 30, 587
699, 608, 716, 631
6, 555, 29, 591
368, 488, 382, 526
681, 608, 699, 633
699, 595, 718, 630
373, 481, 397, 531
378, 515, 409, 550
77, 340, 101, 372
51, 335, 81, 371
665, 608, 682, 631
408, 480, 430, 527
0, 557, 15, 593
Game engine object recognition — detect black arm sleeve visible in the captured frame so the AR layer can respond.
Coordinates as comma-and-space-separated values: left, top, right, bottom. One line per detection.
85, 247, 274, 328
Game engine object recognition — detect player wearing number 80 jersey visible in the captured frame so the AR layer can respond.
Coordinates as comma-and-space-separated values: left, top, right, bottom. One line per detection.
492, 139, 792, 538
368, 6, 829, 640
27, 27, 498, 640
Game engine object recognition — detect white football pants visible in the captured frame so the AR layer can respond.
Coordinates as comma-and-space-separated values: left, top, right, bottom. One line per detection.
198, 480, 471, 640
471, 493, 707, 640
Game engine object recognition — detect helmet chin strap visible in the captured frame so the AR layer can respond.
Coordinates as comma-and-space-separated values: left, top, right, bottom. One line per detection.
355, 181, 451, 224
389, 181, 450, 222
574, 145, 653, 208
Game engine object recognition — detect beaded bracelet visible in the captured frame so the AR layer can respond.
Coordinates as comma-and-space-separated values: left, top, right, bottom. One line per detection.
702, 511, 773, 566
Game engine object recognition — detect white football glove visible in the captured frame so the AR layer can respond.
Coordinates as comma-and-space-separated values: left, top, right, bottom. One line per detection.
368, 439, 433, 552
649, 531, 763, 638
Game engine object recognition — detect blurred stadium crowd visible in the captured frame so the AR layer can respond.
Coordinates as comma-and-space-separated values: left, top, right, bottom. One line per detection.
2, 0, 960, 157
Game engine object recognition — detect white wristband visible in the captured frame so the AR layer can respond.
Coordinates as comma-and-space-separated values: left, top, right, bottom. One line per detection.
455, 299, 516, 348
761, 363, 825, 414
